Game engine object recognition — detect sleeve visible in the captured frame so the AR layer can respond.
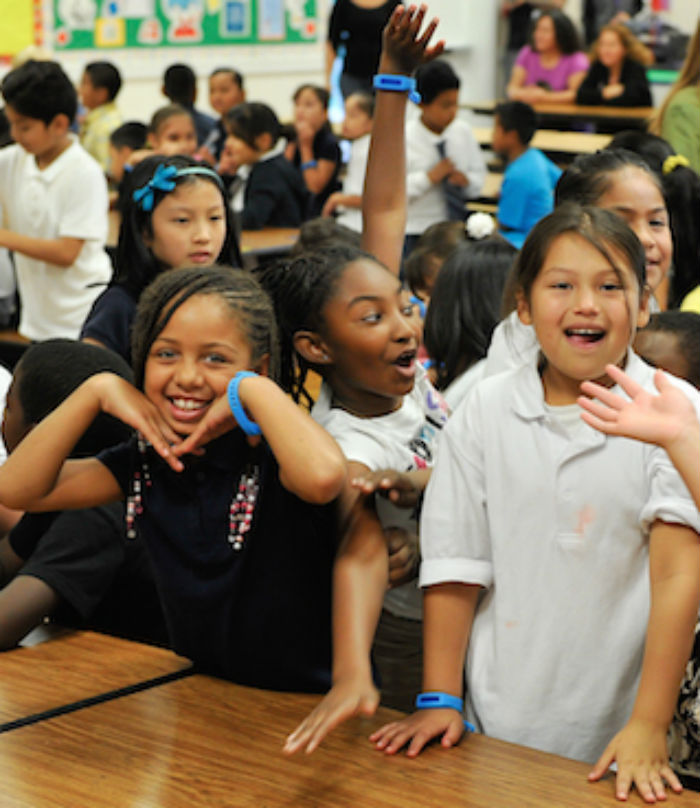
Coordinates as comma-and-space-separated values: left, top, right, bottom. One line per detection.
97, 439, 135, 497
576, 62, 604, 105
514, 45, 533, 72
57, 155, 109, 242
617, 60, 652, 107
455, 122, 487, 200
315, 128, 341, 164
419, 394, 493, 589
12, 505, 126, 620
79, 287, 134, 360
568, 52, 590, 77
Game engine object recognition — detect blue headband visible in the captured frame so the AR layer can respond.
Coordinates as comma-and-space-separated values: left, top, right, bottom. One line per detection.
132, 163, 225, 212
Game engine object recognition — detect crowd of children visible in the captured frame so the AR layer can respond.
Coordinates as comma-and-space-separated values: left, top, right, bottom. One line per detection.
0, 2, 698, 803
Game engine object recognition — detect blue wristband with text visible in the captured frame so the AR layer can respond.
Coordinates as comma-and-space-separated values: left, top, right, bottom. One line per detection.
227, 372, 262, 437
373, 73, 421, 104
415, 692, 476, 733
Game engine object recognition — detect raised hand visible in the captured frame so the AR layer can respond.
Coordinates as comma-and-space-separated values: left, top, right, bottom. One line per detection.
380, 4, 445, 76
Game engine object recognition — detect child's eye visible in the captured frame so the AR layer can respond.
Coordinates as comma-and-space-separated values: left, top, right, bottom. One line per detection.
152, 348, 177, 360
172, 217, 190, 224
550, 282, 571, 290
650, 218, 668, 229
361, 312, 381, 324
402, 303, 416, 317
601, 282, 623, 292
204, 352, 229, 364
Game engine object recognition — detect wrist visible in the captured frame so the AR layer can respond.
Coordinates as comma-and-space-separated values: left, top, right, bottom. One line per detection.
227, 371, 262, 436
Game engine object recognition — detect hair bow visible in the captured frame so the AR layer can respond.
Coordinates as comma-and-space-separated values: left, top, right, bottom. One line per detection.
662, 154, 690, 175
132, 163, 178, 211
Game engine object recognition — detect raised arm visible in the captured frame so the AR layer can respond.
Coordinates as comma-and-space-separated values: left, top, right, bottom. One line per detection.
362, 4, 444, 276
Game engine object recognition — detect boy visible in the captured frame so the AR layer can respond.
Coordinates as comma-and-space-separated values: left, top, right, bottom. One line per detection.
405, 60, 486, 252
0, 60, 112, 341
200, 67, 245, 165
162, 63, 215, 147
321, 92, 374, 232
0, 340, 167, 650
108, 120, 147, 187
493, 100, 562, 248
79, 61, 123, 173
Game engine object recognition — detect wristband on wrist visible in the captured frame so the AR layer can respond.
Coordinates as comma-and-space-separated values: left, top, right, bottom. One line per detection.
227, 372, 262, 437
373, 73, 421, 104
301, 159, 318, 170
415, 691, 476, 733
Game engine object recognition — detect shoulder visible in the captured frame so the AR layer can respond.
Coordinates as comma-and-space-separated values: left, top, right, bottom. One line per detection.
566, 51, 589, 71
314, 127, 340, 159
516, 45, 536, 64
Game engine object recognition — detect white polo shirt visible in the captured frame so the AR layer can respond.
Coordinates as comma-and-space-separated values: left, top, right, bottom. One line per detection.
337, 133, 370, 234
0, 140, 111, 341
405, 116, 486, 237
420, 351, 700, 763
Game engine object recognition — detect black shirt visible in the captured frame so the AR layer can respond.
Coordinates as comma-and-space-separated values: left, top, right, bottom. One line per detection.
241, 154, 309, 230
291, 126, 342, 218
98, 431, 338, 692
328, 0, 400, 79
80, 285, 137, 365
576, 57, 652, 107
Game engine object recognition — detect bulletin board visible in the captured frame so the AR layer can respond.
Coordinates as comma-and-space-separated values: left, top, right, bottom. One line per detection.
52, 0, 318, 50
0, 0, 44, 59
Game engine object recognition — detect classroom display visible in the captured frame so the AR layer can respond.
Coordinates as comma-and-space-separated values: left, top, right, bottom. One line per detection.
52, 0, 317, 49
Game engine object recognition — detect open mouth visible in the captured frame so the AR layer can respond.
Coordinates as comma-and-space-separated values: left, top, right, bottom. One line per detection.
565, 328, 605, 345
392, 349, 417, 379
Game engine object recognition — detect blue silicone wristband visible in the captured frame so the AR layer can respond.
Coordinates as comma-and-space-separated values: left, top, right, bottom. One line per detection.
415, 692, 476, 733
301, 159, 318, 170
373, 73, 421, 104
227, 372, 262, 437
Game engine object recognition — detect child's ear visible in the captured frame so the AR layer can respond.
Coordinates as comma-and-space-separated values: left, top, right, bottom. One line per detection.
49, 113, 70, 136
293, 331, 332, 366
254, 133, 273, 153
516, 291, 533, 326
636, 284, 651, 330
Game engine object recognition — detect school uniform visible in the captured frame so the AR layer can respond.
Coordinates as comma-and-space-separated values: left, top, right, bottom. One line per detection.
291, 126, 342, 218
98, 430, 338, 692
80, 284, 137, 364
0, 139, 111, 341
240, 147, 309, 230
420, 350, 700, 763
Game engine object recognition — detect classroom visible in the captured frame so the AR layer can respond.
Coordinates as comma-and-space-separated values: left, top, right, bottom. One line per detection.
0, 1, 698, 805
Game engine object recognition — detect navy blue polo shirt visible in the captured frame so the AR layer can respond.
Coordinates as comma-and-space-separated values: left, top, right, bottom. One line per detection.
98, 430, 338, 692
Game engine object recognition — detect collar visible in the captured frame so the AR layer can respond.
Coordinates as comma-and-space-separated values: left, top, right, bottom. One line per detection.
257, 140, 285, 163
84, 102, 119, 123
25, 136, 77, 181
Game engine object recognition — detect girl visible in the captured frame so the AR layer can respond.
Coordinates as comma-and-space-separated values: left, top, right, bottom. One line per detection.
485, 148, 674, 376
0, 267, 347, 691
147, 104, 198, 157
285, 84, 341, 218
200, 67, 246, 166
81, 154, 242, 364
507, 9, 589, 105
371, 204, 700, 804
423, 234, 516, 409
576, 24, 653, 109
224, 102, 309, 230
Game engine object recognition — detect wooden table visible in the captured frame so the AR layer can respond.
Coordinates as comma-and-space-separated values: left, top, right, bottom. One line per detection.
0, 630, 191, 729
473, 127, 612, 162
240, 227, 299, 257
465, 101, 654, 129
0, 673, 695, 807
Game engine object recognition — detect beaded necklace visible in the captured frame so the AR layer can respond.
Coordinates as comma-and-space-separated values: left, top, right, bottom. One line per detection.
126, 438, 261, 552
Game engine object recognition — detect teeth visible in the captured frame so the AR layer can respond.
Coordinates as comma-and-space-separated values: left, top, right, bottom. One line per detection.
171, 398, 207, 411
568, 329, 602, 335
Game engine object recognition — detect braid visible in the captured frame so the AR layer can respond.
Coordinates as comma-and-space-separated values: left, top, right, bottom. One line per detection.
132, 265, 278, 388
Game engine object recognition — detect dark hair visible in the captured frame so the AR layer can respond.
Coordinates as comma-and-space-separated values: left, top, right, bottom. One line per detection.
606, 132, 700, 308
515, 204, 646, 307
347, 91, 375, 118
84, 61, 122, 101
110, 121, 148, 151
403, 221, 465, 296
293, 84, 330, 110
1, 60, 77, 125
259, 245, 375, 404
163, 63, 196, 106
288, 218, 361, 257
115, 154, 242, 298
424, 237, 517, 390
494, 101, 537, 145
16, 339, 133, 457
415, 60, 460, 105
149, 103, 194, 135
531, 9, 582, 55
210, 67, 244, 90
636, 311, 700, 388
225, 102, 280, 149
131, 266, 278, 390
555, 148, 663, 206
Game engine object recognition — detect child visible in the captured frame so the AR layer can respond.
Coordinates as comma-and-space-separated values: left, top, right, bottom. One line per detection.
322, 92, 375, 232
405, 59, 486, 252
371, 204, 700, 805
224, 102, 308, 230
78, 61, 123, 173
286, 84, 342, 218
147, 104, 197, 157
162, 63, 215, 147
200, 68, 245, 165
0, 339, 166, 649
108, 121, 147, 190
81, 154, 241, 363
493, 100, 562, 249
634, 312, 700, 390
0, 266, 347, 691
403, 220, 465, 311
423, 235, 516, 409
0, 60, 112, 341
485, 148, 674, 376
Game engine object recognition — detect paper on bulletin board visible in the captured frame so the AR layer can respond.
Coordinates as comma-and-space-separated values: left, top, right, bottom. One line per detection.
0, 0, 41, 57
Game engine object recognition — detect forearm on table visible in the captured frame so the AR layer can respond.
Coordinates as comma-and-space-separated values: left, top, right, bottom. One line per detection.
0, 229, 83, 267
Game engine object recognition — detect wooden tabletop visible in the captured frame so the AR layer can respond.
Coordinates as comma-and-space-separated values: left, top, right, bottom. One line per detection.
465, 101, 654, 125
0, 673, 695, 807
240, 227, 299, 256
473, 127, 612, 158
0, 630, 191, 728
